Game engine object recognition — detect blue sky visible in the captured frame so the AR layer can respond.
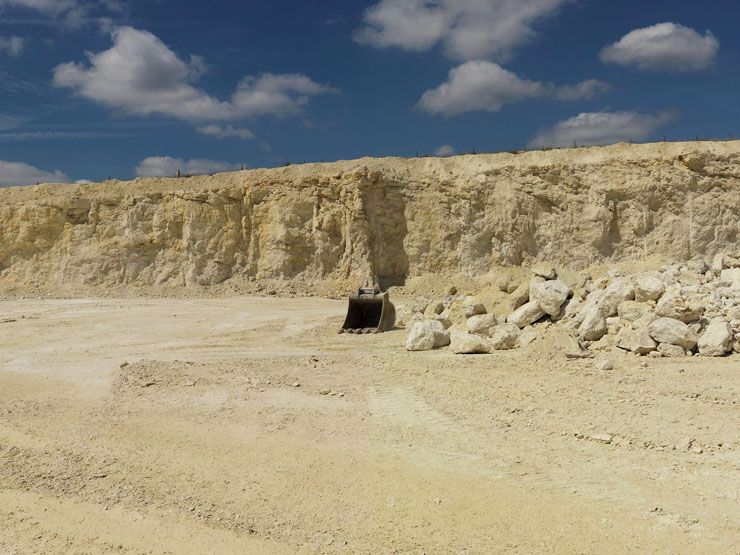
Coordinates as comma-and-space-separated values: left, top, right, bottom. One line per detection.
0, 0, 738, 186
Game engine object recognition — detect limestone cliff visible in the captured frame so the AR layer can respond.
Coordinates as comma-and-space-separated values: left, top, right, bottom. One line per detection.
1, 141, 739, 294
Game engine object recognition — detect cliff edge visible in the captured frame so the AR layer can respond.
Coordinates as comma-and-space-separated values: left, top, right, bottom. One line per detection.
1, 141, 739, 295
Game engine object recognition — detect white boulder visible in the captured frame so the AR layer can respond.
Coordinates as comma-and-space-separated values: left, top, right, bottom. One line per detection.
617, 327, 657, 355
530, 279, 571, 317
467, 313, 498, 336
658, 343, 685, 357
450, 330, 491, 354
698, 319, 733, 356
600, 277, 635, 317
578, 307, 607, 341
489, 323, 520, 350
507, 301, 546, 328
634, 272, 665, 302
405, 320, 450, 351
647, 317, 698, 350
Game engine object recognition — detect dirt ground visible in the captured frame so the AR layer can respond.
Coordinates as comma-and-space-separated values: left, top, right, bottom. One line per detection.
1, 296, 740, 554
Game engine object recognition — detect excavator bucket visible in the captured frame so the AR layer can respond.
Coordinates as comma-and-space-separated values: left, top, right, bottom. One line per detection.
339, 287, 396, 334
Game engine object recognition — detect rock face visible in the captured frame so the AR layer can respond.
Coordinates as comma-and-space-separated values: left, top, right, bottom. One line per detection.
2, 142, 740, 293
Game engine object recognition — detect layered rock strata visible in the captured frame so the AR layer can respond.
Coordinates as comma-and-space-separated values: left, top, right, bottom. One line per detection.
1, 141, 739, 293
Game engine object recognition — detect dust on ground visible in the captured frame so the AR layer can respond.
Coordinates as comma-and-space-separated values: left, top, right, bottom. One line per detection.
1, 296, 740, 554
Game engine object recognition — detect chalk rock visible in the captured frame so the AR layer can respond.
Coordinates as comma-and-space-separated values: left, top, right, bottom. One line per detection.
617, 327, 657, 355
489, 323, 520, 350
466, 313, 498, 336
655, 286, 704, 323
721, 268, 740, 285
596, 359, 614, 371
617, 301, 652, 322
600, 277, 635, 317
508, 280, 530, 311
647, 317, 698, 350
634, 272, 665, 302
433, 309, 453, 329
606, 316, 623, 335
530, 279, 571, 317
698, 319, 733, 356
658, 343, 685, 357
518, 330, 538, 347
464, 301, 487, 318
424, 301, 445, 318
405, 320, 449, 351
532, 262, 556, 280
450, 330, 491, 354
507, 301, 546, 329
578, 307, 607, 341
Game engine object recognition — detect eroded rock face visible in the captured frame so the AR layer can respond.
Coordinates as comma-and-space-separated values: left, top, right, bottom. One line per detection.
2, 142, 740, 293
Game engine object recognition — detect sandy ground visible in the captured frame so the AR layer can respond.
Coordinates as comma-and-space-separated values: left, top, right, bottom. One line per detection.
2, 297, 740, 554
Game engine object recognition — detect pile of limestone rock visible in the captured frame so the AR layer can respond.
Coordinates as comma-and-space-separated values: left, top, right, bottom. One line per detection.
401, 254, 740, 357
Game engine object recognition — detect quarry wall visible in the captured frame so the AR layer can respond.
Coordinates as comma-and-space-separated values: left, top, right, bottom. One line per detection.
1, 141, 739, 293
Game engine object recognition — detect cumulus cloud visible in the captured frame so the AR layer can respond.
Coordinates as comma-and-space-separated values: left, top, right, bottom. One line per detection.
600, 23, 719, 72
529, 110, 679, 148
53, 27, 338, 124
196, 124, 254, 139
0, 36, 25, 56
355, 0, 572, 61
417, 61, 609, 116
0, 160, 70, 187
135, 156, 244, 178
434, 144, 456, 156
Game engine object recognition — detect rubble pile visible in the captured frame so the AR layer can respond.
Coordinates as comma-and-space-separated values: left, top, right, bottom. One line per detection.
401, 254, 740, 358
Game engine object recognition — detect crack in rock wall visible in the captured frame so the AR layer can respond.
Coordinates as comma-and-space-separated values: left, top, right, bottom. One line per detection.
1, 142, 739, 293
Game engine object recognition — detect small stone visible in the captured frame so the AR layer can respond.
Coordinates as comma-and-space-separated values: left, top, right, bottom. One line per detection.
120, 361, 129, 368
319, 388, 331, 395
464, 301, 487, 318
590, 433, 613, 444
292, 382, 301, 387
532, 262, 557, 280
648, 351, 662, 358
596, 359, 614, 371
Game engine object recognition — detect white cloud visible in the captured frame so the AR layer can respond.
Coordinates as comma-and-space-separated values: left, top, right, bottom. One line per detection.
232, 74, 339, 118
135, 156, 244, 178
196, 124, 254, 139
529, 110, 679, 148
0, 160, 70, 187
417, 60, 609, 116
0, 36, 25, 56
0, 0, 89, 27
434, 144, 456, 156
53, 26, 338, 125
600, 22, 719, 72
355, 0, 572, 61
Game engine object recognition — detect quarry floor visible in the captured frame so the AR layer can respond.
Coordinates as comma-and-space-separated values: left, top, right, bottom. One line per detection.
1, 297, 740, 554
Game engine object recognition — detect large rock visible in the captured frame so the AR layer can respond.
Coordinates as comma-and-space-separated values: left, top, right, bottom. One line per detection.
634, 272, 665, 302
508, 280, 530, 311
578, 307, 607, 341
466, 313, 498, 336
658, 343, 685, 357
599, 277, 635, 317
464, 301, 487, 318
450, 330, 491, 354
530, 279, 571, 317
507, 301, 546, 328
617, 327, 656, 354
698, 319, 733, 356
647, 317, 698, 350
489, 323, 520, 350
655, 285, 704, 323
617, 301, 651, 322
405, 320, 450, 351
